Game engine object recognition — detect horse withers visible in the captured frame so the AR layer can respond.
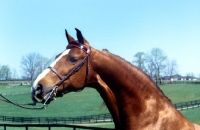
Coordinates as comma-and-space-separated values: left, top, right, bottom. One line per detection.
32, 28, 200, 130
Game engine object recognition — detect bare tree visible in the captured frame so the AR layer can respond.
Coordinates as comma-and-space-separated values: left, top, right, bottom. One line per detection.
35, 56, 52, 77
20, 53, 41, 81
20, 53, 53, 81
133, 48, 169, 84
165, 59, 178, 81
147, 48, 167, 84
0, 65, 11, 80
145, 59, 156, 79
132, 52, 147, 72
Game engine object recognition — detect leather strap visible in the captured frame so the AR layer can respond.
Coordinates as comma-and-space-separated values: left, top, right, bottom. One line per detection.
48, 66, 63, 80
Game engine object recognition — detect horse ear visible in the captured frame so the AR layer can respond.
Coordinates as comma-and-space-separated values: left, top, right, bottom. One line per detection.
75, 28, 85, 44
65, 29, 75, 43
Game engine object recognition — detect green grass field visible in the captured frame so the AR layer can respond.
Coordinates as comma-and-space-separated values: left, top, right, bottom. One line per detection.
159, 84, 200, 124
0, 83, 200, 129
159, 84, 200, 103
0, 87, 109, 117
0, 85, 30, 93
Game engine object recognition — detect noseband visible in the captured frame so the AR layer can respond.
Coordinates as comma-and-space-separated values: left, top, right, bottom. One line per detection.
0, 42, 91, 110
44, 42, 91, 105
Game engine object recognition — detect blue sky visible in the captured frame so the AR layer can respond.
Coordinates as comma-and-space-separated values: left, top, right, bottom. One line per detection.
0, 0, 200, 77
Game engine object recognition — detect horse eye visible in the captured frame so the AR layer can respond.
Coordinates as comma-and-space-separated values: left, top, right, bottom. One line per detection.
69, 56, 78, 64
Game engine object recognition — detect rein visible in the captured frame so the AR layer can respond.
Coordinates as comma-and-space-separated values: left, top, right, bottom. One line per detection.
0, 93, 46, 110
0, 42, 91, 110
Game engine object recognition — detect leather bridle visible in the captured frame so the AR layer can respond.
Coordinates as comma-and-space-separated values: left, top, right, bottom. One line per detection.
0, 42, 92, 110
43, 41, 91, 105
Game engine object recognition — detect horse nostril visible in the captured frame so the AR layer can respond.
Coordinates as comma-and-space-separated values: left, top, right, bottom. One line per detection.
36, 83, 43, 93
36, 83, 43, 91
32, 83, 44, 102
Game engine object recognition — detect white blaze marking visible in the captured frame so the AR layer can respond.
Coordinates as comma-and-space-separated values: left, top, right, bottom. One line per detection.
49, 49, 70, 67
32, 49, 70, 89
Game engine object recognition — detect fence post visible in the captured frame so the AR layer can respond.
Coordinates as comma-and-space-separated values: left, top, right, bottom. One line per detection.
38, 117, 40, 124
187, 103, 188, 110
4, 124, 6, 130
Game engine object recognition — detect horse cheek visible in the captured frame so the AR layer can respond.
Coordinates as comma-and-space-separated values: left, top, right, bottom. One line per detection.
70, 71, 86, 88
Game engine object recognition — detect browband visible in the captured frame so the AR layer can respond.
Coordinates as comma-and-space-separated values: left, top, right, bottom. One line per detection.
67, 41, 91, 54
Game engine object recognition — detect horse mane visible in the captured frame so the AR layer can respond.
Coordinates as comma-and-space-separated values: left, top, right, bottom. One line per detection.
100, 49, 171, 103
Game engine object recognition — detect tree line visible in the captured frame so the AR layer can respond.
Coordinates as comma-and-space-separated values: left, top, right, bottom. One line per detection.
0, 53, 53, 81
132, 48, 178, 84
0, 48, 194, 83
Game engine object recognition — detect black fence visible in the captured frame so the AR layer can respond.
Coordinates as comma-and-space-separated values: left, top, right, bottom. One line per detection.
0, 100, 200, 130
160, 80, 200, 85
1, 100, 200, 124
0, 124, 114, 130
0, 113, 113, 124
1, 100, 200, 125
174, 100, 200, 111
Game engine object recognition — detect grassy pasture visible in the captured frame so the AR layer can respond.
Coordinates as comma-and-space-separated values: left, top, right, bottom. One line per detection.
0, 80, 30, 84
0, 85, 30, 93
159, 84, 200, 124
0, 87, 109, 117
159, 84, 200, 103
0, 86, 112, 129
0, 83, 200, 129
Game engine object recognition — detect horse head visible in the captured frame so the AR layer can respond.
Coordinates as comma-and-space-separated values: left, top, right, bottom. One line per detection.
32, 28, 92, 104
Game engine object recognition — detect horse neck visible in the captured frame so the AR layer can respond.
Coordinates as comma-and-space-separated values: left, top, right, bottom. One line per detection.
91, 49, 169, 103
90, 49, 177, 128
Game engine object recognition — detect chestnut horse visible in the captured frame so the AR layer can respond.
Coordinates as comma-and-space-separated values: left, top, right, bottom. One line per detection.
32, 28, 200, 130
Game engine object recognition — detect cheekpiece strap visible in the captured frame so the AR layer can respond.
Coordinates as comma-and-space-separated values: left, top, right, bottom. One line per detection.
67, 42, 91, 54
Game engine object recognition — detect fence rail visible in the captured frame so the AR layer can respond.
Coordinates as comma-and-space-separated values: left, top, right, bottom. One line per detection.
0, 100, 200, 130
0, 113, 113, 124
0, 100, 200, 125
160, 80, 200, 85
0, 123, 114, 130
0, 91, 31, 96
0, 100, 200, 124
174, 100, 200, 111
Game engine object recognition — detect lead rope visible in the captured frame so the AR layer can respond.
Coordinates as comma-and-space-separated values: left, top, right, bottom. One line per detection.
0, 54, 89, 110
0, 93, 45, 110
0, 85, 58, 110
1, 77, 80, 110
0, 46, 91, 110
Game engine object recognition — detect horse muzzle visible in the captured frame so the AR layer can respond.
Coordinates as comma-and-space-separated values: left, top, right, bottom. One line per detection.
31, 84, 57, 104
